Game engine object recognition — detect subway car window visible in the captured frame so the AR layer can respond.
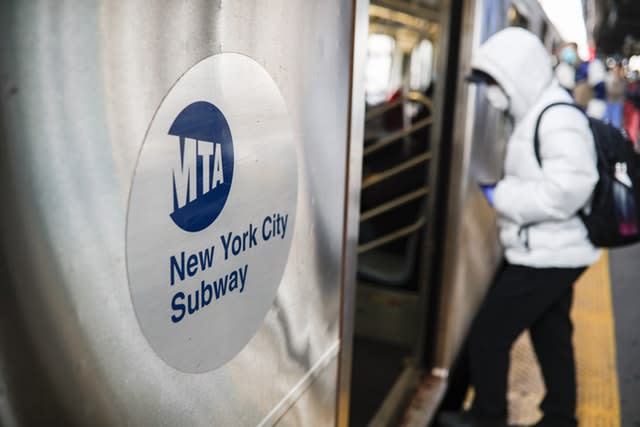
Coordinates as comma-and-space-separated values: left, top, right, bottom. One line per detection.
365, 34, 397, 105
410, 39, 433, 92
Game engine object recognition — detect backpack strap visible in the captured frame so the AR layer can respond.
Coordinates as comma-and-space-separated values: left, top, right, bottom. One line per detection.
533, 101, 586, 166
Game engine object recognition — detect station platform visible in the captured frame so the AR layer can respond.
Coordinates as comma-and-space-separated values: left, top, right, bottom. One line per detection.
508, 246, 640, 427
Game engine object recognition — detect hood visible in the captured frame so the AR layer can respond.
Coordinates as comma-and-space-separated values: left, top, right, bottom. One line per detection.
471, 27, 553, 121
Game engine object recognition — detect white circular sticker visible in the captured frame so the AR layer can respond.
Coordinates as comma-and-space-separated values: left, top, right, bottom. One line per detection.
126, 53, 297, 373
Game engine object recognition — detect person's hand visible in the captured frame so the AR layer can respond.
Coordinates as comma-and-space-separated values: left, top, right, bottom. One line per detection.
478, 183, 496, 207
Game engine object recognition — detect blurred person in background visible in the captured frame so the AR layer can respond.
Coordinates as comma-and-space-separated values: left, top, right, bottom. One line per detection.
624, 70, 640, 146
554, 42, 607, 120
575, 53, 607, 119
604, 63, 626, 129
555, 42, 578, 95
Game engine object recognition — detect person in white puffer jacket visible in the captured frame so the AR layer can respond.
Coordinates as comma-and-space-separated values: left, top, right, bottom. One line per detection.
438, 28, 600, 427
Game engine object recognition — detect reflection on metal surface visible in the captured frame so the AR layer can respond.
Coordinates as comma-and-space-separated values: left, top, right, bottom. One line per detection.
258, 341, 340, 427
0, 1, 354, 425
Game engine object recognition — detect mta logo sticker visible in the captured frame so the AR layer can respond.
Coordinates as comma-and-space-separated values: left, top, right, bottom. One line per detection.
169, 101, 234, 232
126, 53, 297, 373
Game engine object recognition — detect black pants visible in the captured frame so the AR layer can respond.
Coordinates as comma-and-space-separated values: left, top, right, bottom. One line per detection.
469, 263, 586, 427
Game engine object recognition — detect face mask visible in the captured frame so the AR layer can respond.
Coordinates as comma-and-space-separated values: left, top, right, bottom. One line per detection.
486, 85, 509, 111
560, 46, 577, 66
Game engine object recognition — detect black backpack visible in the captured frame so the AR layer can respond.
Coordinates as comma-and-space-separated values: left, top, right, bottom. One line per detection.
534, 102, 640, 248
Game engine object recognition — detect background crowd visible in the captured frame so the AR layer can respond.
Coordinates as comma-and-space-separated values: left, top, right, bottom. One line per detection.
555, 41, 640, 146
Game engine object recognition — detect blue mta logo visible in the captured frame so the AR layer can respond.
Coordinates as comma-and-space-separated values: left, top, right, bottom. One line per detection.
169, 101, 234, 232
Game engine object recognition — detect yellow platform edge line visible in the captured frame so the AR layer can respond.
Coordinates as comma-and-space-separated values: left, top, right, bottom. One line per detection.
572, 250, 621, 427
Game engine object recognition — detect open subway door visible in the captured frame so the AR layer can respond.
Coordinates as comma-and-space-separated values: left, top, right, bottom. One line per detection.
347, 0, 444, 424
347, 0, 461, 424
0, 1, 362, 425
345, 0, 517, 425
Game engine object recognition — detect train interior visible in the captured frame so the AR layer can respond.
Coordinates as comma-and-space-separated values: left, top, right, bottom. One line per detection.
350, 2, 443, 425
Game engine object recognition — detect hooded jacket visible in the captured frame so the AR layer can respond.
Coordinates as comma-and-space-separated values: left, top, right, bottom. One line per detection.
471, 28, 600, 267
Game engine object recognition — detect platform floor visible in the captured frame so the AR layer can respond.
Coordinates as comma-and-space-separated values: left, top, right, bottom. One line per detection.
609, 244, 640, 427
508, 249, 639, 427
